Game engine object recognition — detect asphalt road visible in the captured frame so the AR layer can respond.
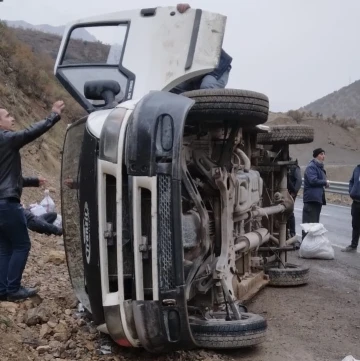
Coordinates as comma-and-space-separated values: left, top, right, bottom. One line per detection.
294, 198, 355, 251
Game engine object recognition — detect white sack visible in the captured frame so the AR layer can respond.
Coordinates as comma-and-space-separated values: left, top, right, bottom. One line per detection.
29, 203, 47, 217
40, 189, 56, 213
299, 223, 335, 260
53, 214, 62, 228
341, 356, 360, 361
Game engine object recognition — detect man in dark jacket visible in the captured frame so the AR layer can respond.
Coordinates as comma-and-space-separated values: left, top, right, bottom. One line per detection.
0, 100, 65, 301
170, 3, 233, 94
287, 159, 302, 237
302, 148, 329, 239
342, 165, 360, 252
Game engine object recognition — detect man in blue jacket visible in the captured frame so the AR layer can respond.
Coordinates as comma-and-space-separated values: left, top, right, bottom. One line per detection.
170, 3, 233, 93
302, 148, 329, 239
0, 100, 65, 301
341, 165, 360, 252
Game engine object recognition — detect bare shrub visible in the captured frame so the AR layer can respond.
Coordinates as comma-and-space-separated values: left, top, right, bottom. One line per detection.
287, 110, 304, 123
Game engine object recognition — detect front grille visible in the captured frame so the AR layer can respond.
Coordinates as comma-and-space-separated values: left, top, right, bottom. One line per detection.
157, 175, 175, 290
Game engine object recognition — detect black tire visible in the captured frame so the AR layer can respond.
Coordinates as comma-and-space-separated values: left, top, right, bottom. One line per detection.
190, 312, 267, 349
267, 263, 309, 286
182, 89, 269, 126
257, 125, 314, 145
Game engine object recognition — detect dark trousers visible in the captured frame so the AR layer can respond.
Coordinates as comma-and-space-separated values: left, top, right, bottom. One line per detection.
302, 201, 323, 239
27, 212, 60, 235
351, 201, 360, 248
0, 199, 31, 295
287, 195, 297, 237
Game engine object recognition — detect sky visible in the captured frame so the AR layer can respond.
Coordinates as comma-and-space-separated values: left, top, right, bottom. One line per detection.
1, 0, 360, 111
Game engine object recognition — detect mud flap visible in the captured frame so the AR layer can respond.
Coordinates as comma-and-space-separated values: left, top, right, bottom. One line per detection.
125, 91, 197, 352
132, 287, 192, 352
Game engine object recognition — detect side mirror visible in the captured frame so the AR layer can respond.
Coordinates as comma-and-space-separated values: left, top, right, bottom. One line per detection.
84, 80, 121, 107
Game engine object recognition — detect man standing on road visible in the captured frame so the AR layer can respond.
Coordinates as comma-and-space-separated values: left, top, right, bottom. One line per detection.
0, 101, 65, 301
287, 158, 302, 238
170, 3, 233, 94
302, 148, 329, 239
341, 165, 360, 252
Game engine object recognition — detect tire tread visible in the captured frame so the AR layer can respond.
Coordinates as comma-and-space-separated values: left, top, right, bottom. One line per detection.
257, 125, 314, 145
182, 89, 269, 126
190, 313, 267, 349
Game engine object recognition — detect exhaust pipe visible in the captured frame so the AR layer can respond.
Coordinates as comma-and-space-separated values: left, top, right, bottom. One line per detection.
234, 228, 270, 252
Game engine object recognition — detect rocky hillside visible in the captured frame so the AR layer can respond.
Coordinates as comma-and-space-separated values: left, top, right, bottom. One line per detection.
0, 22, 85, 180
6, 26, 109, 64
300, 79, 360, 122
5, 20, 96, 41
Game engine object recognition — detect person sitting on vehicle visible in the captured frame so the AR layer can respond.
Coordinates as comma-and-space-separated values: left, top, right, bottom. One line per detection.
170, 3, 233, 94
287, 158, 302, 238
